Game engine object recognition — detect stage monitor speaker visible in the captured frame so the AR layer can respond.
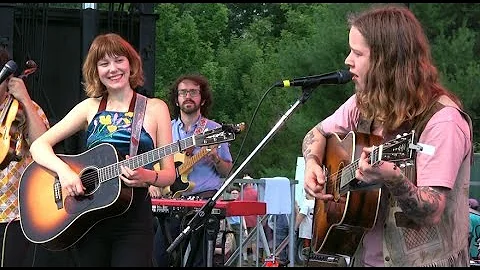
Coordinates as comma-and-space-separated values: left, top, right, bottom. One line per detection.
305, 252, 348, 267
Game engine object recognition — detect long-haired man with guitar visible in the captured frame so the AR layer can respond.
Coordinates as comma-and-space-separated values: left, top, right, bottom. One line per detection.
0, 48, 49, 266
28, 33, 176, 266
302, 5, 473, 267
150, 73, 233, 267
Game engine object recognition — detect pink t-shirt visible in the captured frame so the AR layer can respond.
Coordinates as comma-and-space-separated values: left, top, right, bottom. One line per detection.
320, 94, 471, 266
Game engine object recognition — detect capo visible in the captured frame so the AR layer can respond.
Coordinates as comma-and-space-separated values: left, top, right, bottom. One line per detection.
409, 143, 423, 152
414, 143, 435, 156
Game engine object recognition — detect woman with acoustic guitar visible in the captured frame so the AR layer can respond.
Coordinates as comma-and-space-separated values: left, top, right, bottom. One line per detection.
0, 48, 49, 266
28, 33, 176, 267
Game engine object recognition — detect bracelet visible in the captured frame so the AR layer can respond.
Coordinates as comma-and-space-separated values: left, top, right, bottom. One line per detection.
150, 172, 159, 186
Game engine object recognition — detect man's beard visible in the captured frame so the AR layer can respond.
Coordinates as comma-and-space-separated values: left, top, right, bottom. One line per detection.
180, 102, 200, 115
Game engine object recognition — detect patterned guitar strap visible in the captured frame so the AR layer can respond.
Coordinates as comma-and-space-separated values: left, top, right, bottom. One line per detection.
183, 116, 207, 156
130, 92, 147, 157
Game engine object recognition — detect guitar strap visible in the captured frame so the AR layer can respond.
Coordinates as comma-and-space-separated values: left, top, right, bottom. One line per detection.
356, 118, 373, 135
130, 93, 147, 157
183, 116, 207, 156
99, 92, 147, 157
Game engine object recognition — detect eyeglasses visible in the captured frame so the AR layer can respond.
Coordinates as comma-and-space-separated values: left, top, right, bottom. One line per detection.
178, 89, 200, 97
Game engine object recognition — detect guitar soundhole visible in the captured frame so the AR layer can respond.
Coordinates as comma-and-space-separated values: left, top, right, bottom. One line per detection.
80, 167, 99, 195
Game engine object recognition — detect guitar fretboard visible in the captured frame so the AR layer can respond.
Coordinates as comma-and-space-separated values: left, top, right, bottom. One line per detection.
98, 137, 195, 182
178, 147, 210, 175
339, 146, 382, 189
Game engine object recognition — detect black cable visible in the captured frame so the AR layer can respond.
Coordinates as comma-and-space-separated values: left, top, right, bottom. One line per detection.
227, 84, 277, 177
178, 210, 195, 267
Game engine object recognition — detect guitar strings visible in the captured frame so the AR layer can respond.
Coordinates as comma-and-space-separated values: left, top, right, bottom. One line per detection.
60, 159, 150, 193
325, 139, 410, 192
325, 147, 378, 186
60, 143, 201, 193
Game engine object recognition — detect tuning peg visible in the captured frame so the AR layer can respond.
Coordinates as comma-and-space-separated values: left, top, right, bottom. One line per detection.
396, 134, 402, 138
222, 122, 246, 134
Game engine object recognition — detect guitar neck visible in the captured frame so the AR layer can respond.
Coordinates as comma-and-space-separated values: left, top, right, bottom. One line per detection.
98, 136, 196, 183
338, 132, 415, 192
0, 95, 15, 122
178, 147, 209, 175
338, 147, 384, 189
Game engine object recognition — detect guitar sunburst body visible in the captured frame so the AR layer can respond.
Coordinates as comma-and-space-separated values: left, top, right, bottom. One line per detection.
18, 144, 131, 251
311, 131, 415, 257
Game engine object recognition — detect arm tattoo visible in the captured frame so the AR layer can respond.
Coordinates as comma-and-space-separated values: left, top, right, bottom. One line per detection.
302, 130, 315, 157
302, 129, 322, 165
385, 173, 443, 224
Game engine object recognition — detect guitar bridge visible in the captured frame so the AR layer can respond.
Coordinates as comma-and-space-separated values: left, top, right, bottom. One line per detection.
53, 178, 63, 210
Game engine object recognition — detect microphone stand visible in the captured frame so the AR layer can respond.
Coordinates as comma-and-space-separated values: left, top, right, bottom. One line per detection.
166, 84, 317, 257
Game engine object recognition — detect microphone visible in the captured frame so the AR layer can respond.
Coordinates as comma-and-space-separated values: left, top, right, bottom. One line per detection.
0, 60, 18, 85
274, 69, 352, 88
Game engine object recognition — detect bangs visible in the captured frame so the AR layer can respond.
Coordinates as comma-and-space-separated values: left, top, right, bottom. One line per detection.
91, 35, 130, 63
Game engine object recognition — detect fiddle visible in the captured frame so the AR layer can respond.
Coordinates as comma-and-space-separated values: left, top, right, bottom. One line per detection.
0, 60, 38, 169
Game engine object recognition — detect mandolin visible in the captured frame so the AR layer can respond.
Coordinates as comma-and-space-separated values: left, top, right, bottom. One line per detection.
0, 60, 38, 169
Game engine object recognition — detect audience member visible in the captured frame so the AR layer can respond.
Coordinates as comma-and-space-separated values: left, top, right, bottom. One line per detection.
469, 198, 480, 260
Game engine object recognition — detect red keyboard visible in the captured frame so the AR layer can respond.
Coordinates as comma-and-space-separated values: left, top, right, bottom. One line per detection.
151, 198, 266, 217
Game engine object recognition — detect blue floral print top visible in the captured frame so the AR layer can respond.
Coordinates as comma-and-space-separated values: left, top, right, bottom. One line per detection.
86, 110, 154, 167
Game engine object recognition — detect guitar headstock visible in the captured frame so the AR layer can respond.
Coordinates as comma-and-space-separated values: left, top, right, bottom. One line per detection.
193, 123, 244, 147
370, 130, 416, 166
221, 122, 246, 134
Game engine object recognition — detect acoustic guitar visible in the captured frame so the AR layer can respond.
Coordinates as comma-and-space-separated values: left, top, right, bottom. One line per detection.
18, 124, 241, 251
311, 130, 417, 257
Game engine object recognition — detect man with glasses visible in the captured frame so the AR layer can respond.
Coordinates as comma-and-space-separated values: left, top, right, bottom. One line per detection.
151, 73, 233, 267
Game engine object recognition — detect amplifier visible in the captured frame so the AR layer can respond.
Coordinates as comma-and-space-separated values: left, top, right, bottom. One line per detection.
306, 253, 348, 267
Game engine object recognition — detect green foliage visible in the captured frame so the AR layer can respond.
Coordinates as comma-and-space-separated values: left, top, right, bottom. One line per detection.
153, 3, 480, 178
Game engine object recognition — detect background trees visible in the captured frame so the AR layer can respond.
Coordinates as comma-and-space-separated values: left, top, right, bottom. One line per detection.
152, 3, 480, 179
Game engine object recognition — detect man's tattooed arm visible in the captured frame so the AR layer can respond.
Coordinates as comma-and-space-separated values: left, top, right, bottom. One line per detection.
384, 172, 447, 226
302, 123, 327, 165
302, 129, 317, 162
